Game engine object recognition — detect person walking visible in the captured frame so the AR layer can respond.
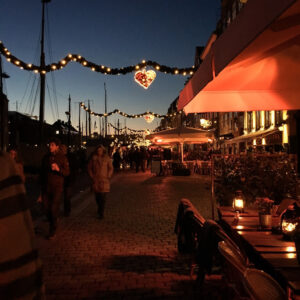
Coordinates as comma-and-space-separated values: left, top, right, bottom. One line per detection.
112, 148, 122, 172
40, 138, 70, 239
60, 144, 78, 217
88, 145, 113, 219
140, 147, 149, 172
133, 147, 141, 173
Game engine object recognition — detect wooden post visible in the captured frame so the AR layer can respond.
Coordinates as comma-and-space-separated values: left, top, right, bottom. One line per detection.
211, 154, 215, 220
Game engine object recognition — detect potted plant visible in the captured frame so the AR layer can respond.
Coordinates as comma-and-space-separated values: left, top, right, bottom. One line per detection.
255, 197, 274, 228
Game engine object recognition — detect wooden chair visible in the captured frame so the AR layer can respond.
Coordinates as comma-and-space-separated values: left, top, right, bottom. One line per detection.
243, 268, 286, 300
195, 219, 251, 289
174, 198, 206, 254
205, 219, 249, 264
218, 240, 247, 276
218, 240, 250, 298
174, 199, 208, 283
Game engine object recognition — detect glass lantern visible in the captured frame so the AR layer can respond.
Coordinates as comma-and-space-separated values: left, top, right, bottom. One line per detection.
232, 190, 245, 213
280, 204, 300, 239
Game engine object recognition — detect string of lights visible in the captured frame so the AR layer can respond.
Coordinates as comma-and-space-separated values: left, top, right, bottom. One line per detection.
0, 41, 196, 76
108, 123, 145, 133
80, 102, 183, 118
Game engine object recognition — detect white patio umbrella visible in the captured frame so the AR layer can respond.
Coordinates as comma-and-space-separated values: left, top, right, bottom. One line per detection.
146, 126, 215, 162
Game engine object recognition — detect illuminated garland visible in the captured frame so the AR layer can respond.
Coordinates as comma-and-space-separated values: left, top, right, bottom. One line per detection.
80, 102, 183, 118
108, 123, 145, 133
0, 41, 196, 76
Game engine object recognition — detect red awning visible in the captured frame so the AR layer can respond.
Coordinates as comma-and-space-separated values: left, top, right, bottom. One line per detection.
178, 0, 300, 113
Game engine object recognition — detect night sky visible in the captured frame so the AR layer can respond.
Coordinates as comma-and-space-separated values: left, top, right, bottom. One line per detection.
0, 0, 220, 132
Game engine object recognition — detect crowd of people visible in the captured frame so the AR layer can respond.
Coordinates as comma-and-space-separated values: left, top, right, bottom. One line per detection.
112, 146, 153, 172
5, 142, 214, 239
1, 140, 215, 298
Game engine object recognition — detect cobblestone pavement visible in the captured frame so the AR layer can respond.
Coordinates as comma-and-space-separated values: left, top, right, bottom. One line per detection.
35, 171, 227, 300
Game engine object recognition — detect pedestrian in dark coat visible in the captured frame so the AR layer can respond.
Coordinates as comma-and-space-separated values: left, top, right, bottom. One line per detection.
140, 147, 149, 172
112, 148, 122, 172
40, 138, 70, 239
133, 147, 141, 173
60, 144, 78, 217
88, 145, 113, 219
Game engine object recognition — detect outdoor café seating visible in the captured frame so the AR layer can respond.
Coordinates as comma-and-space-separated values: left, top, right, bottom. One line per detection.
218, 204, 300, 299
194, 219, 251, 285
174, 199, 251, 289
194, 160, 211, 175
174, 196, 300, 299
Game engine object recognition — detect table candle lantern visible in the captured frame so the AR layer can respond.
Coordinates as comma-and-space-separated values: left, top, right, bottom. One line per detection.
281, 204, 300, 239
232, 190, 245, 213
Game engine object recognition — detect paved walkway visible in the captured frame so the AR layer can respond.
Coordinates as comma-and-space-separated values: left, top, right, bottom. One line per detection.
35, 171, 226, 299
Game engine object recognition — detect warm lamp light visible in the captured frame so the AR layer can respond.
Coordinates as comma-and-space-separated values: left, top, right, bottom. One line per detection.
280, 204, 300, 239
200, 118, 212, 128
282, 220, 298, 234
232, 190, 245, 212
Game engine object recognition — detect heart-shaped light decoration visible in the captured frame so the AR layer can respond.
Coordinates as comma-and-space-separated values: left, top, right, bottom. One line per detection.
144, 114, 154, 123
134, 69, 156, 89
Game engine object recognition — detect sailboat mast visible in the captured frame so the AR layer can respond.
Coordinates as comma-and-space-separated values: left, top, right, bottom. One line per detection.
39, 0, 51, 143
104, 83, 107, 137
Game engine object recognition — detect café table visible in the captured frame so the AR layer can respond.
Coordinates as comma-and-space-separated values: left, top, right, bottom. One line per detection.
218, 206, 300, 299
